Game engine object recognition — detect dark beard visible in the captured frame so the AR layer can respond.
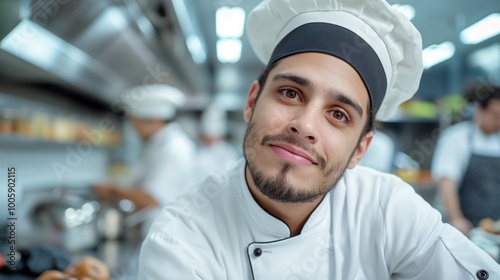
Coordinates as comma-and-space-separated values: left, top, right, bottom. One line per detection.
243, 122, 352, 203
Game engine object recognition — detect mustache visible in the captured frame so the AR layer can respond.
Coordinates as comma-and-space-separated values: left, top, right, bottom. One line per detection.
261, 134, 326, 168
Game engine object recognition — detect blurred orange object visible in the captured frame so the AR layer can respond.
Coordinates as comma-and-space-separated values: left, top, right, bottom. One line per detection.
418, 170, 434, 185
479, 218, 500, 235
64, 256, 110, 280
0, 252, 5, 268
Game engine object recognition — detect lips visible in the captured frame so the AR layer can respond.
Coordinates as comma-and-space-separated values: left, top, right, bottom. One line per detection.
269, 143, 317, 166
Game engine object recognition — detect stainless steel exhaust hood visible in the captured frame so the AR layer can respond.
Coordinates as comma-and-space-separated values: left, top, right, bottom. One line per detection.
0, 0, 211, 106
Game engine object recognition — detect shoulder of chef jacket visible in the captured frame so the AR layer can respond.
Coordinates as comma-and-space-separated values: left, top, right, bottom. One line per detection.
138, 159, 500, 279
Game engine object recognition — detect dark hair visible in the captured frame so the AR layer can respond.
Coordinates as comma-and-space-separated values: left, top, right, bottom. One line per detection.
256, 61, 376, 134
256, 61, 280, 94
463, 83, 500, 109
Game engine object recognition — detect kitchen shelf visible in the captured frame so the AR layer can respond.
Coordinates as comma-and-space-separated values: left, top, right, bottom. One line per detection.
382, 116, 439, 124
0, 135, 120, 149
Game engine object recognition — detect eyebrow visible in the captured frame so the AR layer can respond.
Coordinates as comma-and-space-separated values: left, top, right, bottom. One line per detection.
334, 92, 364, 118
272, 73, 312, 89
272, 73, 364, 118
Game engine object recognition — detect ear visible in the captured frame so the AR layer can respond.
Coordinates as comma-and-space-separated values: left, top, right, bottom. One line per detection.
243, 80, 260, 123
347, 130, 374, 169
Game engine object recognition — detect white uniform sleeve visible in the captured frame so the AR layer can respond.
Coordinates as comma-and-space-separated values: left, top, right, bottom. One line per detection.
431, 124, 470, 184
381, 179, 500, 278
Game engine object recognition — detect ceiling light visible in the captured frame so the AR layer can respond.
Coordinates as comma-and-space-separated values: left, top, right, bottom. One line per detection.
104, 7, 128, 29
460, 13, 500, 45
422, 41, 455, 69
216, 7, 246, 38
391, 4, 415, 20
217, 39, 242, 63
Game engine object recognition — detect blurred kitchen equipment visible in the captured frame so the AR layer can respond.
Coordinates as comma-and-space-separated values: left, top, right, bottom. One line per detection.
0, 245, 71, 277
394, 152, 421, 184
96, 197, 150, 240
96, 200, 127, 240
30, 187, 99, 252
30, 186, 152, 253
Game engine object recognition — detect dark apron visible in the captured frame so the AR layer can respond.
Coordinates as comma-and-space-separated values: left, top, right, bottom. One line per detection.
458, 124, 500, 227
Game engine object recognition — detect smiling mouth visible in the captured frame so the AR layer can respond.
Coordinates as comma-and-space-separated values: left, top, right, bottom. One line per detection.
269, 144, 317, 166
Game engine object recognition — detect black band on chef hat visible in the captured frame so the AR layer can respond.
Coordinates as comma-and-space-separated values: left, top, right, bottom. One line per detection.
269, 22, 387, 114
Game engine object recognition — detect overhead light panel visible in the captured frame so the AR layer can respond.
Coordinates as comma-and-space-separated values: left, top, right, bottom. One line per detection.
422, 41, 455, 69
216, 7, 246, 38
217, 39, 242, 63
460, 13, 500, 45
391, 4, 415, 20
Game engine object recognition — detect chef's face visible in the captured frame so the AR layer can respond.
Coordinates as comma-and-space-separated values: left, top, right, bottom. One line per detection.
477, 99, 500, 135
130, 116, 165, 141
243, 52, 373, 203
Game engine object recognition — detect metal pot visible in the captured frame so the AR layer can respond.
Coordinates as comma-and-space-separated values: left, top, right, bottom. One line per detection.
31, 188, 100, 252
96, 198, 153, 240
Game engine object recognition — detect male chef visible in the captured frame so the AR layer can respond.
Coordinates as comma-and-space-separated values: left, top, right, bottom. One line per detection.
139, 0, 500, 278
93, 84, 197, 235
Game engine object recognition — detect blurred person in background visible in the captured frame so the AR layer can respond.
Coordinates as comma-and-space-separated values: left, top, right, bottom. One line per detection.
195, 104, 240, 181
432, 83, 500, 236
93, 84, 197, 234
359, 129, 395, 173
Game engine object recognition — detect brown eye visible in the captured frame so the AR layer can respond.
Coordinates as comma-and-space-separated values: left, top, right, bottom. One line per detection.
280, 88, 299, 100
331, 110, 348, 122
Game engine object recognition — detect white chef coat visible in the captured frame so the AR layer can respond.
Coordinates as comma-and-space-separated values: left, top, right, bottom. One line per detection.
139, 159, 500, 279
130, 122, 197, 211
359, 130, 395, 173
195, 141, 240, 182
432, 121, 500, 184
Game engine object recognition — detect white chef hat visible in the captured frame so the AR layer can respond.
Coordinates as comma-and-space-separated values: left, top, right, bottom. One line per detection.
246, 0, 423, 121
122, 84, 186, 120
200, 104, 228, 137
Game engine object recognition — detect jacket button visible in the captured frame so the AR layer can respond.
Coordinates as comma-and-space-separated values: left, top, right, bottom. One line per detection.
253, 248, 262, 257
476, 269, 489, 280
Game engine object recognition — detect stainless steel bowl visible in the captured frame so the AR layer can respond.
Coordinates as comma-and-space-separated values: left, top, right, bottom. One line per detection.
31, 188, 100, 252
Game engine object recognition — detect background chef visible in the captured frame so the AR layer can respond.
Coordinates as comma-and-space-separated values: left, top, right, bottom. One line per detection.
432, 83, 500, 236
93, 84, 197, 234
195, 104, 240, 181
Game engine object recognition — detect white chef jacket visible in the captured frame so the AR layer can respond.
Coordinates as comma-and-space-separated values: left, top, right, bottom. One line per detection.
195, 141, 240, 182
359, 130, 395, 173
432, 121, 500, 184
131, 122, 197, 209
139, 159, 500, 279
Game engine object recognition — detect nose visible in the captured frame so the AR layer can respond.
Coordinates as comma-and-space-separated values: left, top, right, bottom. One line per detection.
286, 107, 319, 144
